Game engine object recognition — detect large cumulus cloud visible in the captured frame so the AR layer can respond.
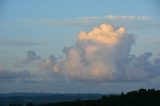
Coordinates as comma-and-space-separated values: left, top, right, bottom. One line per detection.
40, 24, 160, 82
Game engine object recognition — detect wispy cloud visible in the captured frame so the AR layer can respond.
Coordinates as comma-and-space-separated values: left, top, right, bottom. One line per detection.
21, 15, 152, 26
0, 39, 41, 46
109, 15, 151, 20
80, 15, 151, 20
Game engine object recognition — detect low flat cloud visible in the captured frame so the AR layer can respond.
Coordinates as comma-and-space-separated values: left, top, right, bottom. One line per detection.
0, 65, 31, 82
40, 24, 160, 82
21, 15, 152, 26
0, 39, 41, 46
80, 15, 151, 21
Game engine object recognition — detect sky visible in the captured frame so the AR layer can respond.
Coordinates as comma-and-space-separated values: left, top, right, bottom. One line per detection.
0, 0, 160, 93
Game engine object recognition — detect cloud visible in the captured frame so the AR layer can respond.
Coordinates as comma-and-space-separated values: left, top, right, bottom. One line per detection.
39, 24, 160, 82
39, 55, 58, 72
103, 15, 151, 20
0, 65, 31, 82
0, 39, 41, 46
15, 50, 41, 67
21, 15, 152, 26
25, 51, 41, 63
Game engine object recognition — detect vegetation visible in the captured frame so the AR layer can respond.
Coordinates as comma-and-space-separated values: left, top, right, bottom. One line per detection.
0, 93, 103, 106
8, 89, 160, 106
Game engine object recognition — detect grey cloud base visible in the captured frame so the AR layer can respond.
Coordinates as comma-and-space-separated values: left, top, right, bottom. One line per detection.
0, 65, 31, 82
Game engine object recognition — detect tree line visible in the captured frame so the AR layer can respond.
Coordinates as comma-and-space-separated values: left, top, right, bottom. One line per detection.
10, 88, 160, 106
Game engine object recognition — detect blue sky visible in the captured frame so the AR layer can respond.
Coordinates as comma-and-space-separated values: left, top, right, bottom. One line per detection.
0, 0, 160, 93
1, 0, 160, 19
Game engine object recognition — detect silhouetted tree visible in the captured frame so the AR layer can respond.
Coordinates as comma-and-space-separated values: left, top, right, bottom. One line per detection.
26, 102, 35, 106
23, 89, 160, 106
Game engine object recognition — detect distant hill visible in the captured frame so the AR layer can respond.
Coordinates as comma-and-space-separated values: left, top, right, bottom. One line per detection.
2, 89, 160, 106
0, 93, 105, 105
39, 88, 160, 106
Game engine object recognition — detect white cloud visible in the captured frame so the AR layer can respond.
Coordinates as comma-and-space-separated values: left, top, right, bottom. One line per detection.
104, 15, 151, 20
21, 15, 152, 26
39, 23, 160, 82
39, 55, 59, 72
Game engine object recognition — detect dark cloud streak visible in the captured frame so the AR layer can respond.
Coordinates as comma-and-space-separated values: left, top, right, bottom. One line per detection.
0, 39, 41, 47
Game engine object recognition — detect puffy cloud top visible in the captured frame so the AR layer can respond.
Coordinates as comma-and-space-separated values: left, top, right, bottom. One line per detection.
78, 24, 126, 45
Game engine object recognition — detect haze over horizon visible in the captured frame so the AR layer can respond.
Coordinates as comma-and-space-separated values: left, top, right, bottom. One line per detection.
0, 0, 160, 94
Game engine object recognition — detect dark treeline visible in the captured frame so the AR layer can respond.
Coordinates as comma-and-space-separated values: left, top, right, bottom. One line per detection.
9, 88, 160, 106
0, 93, 103, 106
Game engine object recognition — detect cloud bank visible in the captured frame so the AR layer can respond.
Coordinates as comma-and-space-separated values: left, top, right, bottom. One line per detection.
0, 65, 31, 82
40, 24, 160, 82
